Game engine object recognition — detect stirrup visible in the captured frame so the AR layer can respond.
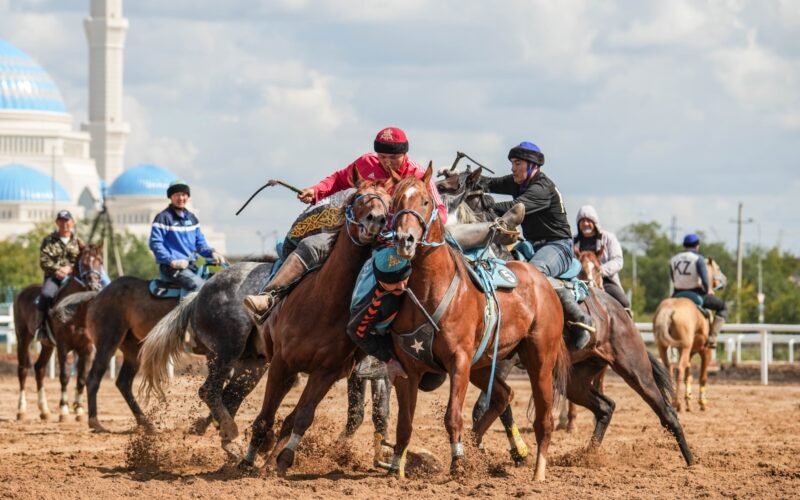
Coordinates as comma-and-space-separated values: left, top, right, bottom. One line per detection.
490, 219, 521, 240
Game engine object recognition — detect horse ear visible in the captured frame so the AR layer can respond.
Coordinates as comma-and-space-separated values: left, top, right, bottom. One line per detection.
423, 161, 433, 185
467, 166, 482, 186
596, 245, 605, 258
351, 165, 364, 187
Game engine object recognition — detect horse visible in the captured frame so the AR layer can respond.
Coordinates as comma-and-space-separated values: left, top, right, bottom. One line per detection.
390, 165, 569, 481
437, 167, 693, 466
138, 259, 274, 458
653, 258, 724, 412
84, 261, 215, 432
240, 170, 393, 475
13, 243, 106, 422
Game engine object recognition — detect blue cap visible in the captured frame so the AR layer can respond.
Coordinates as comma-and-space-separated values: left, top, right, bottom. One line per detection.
683, 233, 700, 247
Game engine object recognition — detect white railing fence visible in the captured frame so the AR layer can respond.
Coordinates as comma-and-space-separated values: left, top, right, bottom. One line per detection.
637, 322, 800, 385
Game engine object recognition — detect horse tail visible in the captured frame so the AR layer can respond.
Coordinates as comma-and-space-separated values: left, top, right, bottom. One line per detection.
653, 306, 681, 348
138, 291, 199, 403
527, 338, 571, 423
648, 350, 676, 404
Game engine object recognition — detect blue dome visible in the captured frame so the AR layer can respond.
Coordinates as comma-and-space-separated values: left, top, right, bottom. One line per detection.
0, 164, 70, 202
0, 39, 66, 113
108, 164, 178, 198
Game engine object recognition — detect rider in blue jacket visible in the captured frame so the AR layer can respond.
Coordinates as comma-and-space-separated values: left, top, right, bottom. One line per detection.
148, 180, 225, 291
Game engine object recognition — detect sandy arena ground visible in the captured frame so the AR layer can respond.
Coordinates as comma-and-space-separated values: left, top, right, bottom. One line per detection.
1, 363, 799, 499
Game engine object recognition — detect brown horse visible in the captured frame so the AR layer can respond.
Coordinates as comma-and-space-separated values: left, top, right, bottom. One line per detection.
84, 262, 216, 431
389, 166, 568, 481
653, 258, 723, 412
240, 171, 393, 475
14, 243, 106, 421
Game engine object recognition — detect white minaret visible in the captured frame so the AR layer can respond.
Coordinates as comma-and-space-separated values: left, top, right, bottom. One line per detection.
83, 0, 129, 183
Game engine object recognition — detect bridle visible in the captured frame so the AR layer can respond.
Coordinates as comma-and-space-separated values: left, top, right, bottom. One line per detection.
75, 251, 105, 290
392, 193, 445, 248
344, 192, 390, 247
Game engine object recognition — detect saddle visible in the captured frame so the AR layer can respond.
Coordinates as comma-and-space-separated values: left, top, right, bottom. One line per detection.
673, 291, 713, 319
512, 240, 588, 302
461, 249, 519, 292
148, 278, 188, 299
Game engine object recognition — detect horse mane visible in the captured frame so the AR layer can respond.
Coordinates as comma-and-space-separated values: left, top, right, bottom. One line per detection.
455, 203, 480, 224
51, 291, 98, 323
394, 174, 426, 197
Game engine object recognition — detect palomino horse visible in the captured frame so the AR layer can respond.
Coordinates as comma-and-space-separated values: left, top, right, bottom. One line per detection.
653, 258, 723, 412
138, 259, 274, 458
390, 166, 569, 481
84, 262, 216, 431
240, 171, 393, 475
13, 243, 106, 421
437, 167, 693, 466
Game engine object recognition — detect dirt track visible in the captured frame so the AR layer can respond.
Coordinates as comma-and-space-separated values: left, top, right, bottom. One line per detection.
1, 366, 799, 499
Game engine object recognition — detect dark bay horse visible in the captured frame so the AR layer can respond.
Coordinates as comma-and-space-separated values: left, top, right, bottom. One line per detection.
14, 243, 105, 421
391, 166, 568, 481
138, 260, 274, 458
437, 167, 694, 467
240, 172, 393, 475
85, 263, 218, 432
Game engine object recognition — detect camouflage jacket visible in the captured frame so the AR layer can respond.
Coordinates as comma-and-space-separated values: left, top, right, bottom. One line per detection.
39, 231, 83, 278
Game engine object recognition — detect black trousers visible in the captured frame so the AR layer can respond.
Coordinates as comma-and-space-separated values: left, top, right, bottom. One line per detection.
602, 278, 630, 308
38, 276, 62, 311
702, 294, 728, 318
345, 373, 390, 436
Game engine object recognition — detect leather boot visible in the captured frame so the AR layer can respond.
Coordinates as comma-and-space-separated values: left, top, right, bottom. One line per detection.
243, 253, 307, 322
448, 203, 525, 249
554, 286, 595, 350
706, 315, 725, 348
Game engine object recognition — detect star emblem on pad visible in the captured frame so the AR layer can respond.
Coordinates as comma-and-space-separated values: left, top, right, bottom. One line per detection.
411, 339, 424, 354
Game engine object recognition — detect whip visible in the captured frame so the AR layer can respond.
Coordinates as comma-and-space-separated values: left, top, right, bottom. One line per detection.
235, 179, 304, 216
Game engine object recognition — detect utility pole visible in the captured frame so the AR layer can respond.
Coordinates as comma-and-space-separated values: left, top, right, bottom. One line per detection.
730, 203, 753, 323
668, 216, 680, 245
757, 256, 765, 324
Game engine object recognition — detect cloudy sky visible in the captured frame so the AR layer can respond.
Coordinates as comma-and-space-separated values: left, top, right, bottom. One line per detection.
1, 0, 798, 255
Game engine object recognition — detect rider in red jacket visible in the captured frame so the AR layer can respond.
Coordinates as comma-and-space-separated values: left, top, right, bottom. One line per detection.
244, 127, 446, 317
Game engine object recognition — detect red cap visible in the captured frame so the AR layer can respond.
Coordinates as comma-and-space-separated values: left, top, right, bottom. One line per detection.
374, 127, 409, 154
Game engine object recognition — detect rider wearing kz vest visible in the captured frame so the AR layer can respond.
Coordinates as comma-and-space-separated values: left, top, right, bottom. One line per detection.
149, 180, 225, 292
479, 141, 595, 350
670, 233, 728, 348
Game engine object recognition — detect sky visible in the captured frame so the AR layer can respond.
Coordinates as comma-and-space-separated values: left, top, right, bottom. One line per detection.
1, 0, 798, 255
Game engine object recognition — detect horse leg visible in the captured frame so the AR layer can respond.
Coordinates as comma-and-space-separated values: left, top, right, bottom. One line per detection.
555, 398, 569, 431
444, 354, 471, 477
342, 373, 367, 439
369, 376, 392, 467
610, 348, 695, 466
567, 359, 615, 447
474, 360, 528, 464
240, 356, 297, 469
274, 369, 341, 477
390, 372, 420, 479
16, 333, 32, 421
221, 358, 268, 418
698, 348, 711, 411
87, 321, 127, 432
33, 343, 54, 421
57, 346, 71, 422
681, 350, 693, 412
518, 338, 558, 482
469, 367, 528, 466
198, 356, 240, 457
73, 345, 94, 421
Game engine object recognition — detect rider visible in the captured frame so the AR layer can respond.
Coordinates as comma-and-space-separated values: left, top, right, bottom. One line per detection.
479, 141, 595, 350
670, 233, 728, 348
573, 205, 631, 310
242, 127, 448, 318
149, 180, 225, 292
35, 210, 83, 342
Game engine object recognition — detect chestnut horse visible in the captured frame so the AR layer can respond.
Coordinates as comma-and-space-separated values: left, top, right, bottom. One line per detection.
437, 167, 693, 466
653, 258, 723, 412
390, 166, 569, 481
14, 243, 106, 422
240, 172, 393, 475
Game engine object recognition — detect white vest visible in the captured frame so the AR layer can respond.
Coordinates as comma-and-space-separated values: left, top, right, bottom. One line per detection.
671, 251, 703, 291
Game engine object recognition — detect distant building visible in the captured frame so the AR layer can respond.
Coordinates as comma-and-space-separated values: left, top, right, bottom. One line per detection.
0, 0, 225, 252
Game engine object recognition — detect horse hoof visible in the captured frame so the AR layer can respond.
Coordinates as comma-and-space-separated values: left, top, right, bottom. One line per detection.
566, 423, 576, 434
237, 457, 254, 471
59, 413, 68, 423
275, 448, 295, 477
16, 412, 26, 422
75, 413, 85, 423
223, 441, 244, 461
449, 458, 466, 479
510, 448, 527, 467
190, 416, 212, 435
40, 413, 49, 422
88, 417, 109, 433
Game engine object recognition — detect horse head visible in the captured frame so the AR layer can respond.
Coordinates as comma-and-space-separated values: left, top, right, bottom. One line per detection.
705, 257, 726, 294
346, 166, 392, 245
576, 248, 603, 289
436, 166, 486, 221
392, 163, 439, 260
76, 242, 106, 291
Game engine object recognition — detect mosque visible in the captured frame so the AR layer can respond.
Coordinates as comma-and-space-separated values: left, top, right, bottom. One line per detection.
0, 0, 225, 251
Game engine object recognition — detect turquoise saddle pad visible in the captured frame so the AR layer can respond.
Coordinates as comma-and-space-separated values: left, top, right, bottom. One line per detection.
462, 249, 518, 291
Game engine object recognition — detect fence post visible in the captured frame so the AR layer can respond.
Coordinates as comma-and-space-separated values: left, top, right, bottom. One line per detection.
725, 338, 734, 363
790, 339, 795, 364
736, 335, 743, 365
109, 355, 116, 379
760, 329, 769, 385
48, 352, 55, 379
167, 359, 175, 380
